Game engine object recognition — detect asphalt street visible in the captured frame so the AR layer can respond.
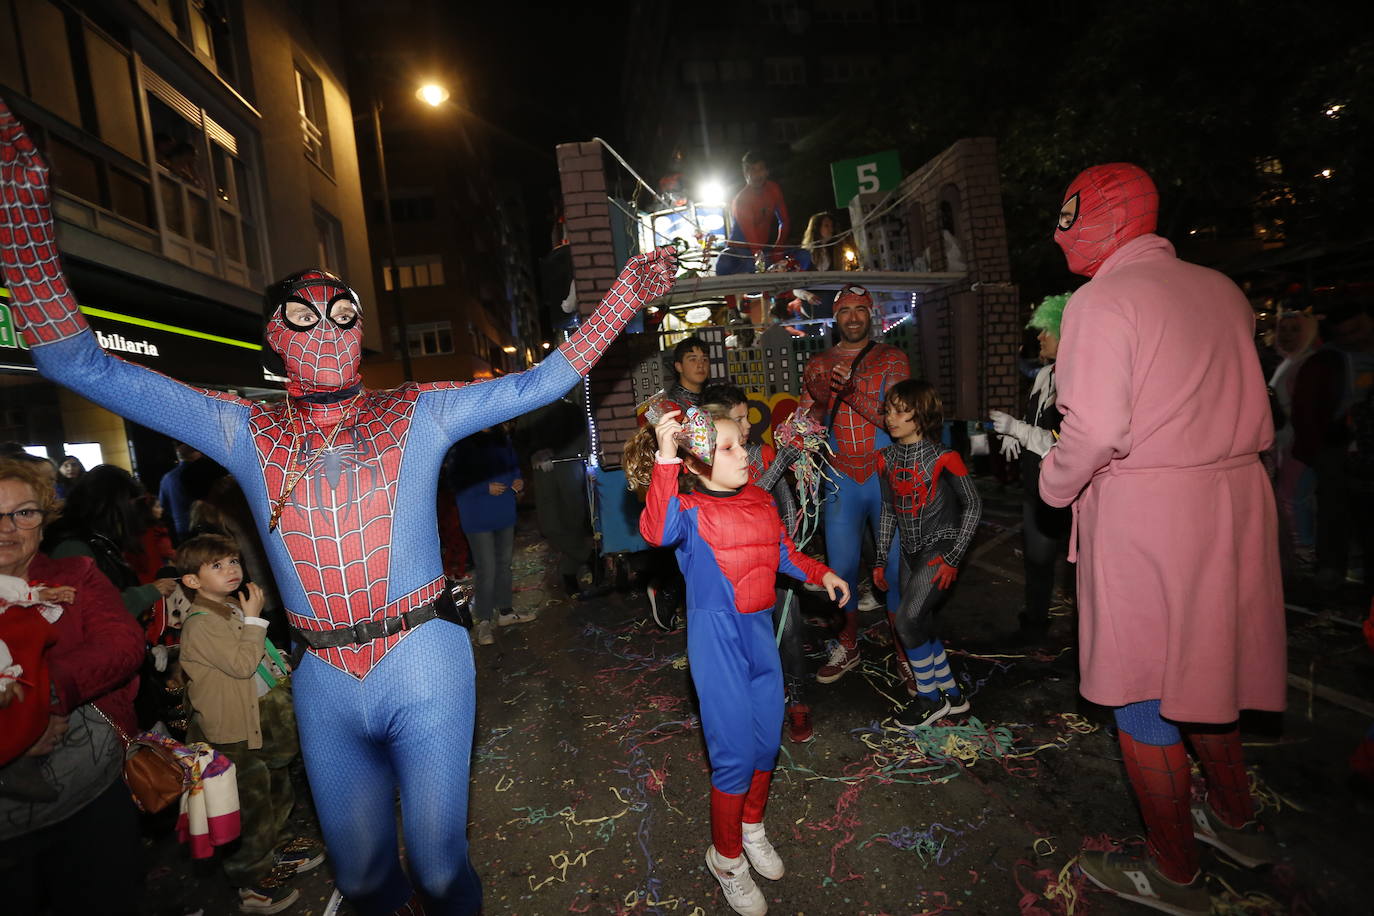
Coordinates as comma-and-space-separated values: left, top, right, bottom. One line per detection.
140, 479, 1370, 916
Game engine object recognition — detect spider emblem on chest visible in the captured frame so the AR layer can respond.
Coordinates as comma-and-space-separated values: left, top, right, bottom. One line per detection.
889, 463, 928, 513
296, 427, 385, 515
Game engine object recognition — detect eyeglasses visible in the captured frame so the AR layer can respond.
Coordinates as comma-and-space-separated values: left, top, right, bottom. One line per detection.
0, 508, 46, 530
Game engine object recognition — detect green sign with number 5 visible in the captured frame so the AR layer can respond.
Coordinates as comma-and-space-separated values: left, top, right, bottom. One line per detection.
829, 150, 902, 208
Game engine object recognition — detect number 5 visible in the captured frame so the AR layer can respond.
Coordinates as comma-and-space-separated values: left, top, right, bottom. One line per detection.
857, 162, 879, 194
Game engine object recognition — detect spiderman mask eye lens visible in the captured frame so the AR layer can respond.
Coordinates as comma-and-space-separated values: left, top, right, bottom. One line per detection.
282, 299, 321, 330
1057, 193, 1080, 231
327, 296, 359, 327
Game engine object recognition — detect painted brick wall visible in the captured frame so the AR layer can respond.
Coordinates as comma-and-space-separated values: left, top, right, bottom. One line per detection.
888, 137, 1020, 418
556, 141, 637, 466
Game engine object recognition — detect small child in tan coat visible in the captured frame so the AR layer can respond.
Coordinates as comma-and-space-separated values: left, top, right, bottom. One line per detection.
177, 534, 321, 915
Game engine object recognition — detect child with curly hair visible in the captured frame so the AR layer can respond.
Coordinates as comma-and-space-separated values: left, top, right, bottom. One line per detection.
624, 399, 849, 916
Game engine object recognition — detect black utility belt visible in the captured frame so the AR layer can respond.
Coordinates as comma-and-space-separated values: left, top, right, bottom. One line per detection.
292, 589, 472, 650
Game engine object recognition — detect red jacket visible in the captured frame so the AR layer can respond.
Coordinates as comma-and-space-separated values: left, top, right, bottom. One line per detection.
28, 553, 145, 735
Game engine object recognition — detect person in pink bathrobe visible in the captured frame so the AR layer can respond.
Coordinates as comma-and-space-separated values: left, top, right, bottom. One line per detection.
1038, 163, 1286, 915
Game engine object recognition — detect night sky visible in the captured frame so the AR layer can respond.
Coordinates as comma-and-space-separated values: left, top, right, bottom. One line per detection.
449, 3, 632, 239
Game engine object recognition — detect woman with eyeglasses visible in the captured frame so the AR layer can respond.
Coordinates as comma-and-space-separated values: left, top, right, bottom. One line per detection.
0, 457, 146, 915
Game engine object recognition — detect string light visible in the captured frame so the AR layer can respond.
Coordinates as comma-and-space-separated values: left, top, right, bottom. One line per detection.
582, 372, 600, 470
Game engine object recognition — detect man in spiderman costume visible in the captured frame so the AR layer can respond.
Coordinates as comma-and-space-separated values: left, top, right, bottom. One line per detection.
715, 151, 789, 276
0, 101, 676, 916
797, 286, 911, 684
1039, 163, 1283, 914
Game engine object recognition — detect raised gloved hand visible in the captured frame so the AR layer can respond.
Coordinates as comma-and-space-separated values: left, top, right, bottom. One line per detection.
559, 245, 677, 374
927, 557, 958, 590
999, 434, 1022, 461
873, 567, 889, 592
990, 410, 1033, 445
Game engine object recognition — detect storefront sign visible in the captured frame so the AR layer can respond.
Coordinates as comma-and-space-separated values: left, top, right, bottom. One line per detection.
0, 289, 272, 389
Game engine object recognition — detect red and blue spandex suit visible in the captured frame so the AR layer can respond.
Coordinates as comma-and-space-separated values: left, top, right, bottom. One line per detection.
639, 461, 830, 858
0, 100, 677, 916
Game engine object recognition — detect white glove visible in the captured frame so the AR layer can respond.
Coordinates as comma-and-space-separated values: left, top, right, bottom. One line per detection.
151, 644, 169, 672
989, 410, 1031, 445
1024, 427, 1058, 457
1000, 434, 1022, 461
531, 449, 554, 473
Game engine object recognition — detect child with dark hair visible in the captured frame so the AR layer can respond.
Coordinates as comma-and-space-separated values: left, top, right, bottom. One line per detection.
177, 533, 321, 914
624, 399, 848, 916
874, 380, 982, 728
669, 336, 711, 406
701, 383, 814, 743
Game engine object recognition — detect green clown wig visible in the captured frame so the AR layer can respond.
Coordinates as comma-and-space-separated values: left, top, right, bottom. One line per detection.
1027, 293, 1070, 339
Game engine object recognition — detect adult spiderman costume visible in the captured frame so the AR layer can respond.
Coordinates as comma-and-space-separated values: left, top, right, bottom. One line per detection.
0, 100, 676, 916
1041, 163, 1283, 911
796, 286, 909, 683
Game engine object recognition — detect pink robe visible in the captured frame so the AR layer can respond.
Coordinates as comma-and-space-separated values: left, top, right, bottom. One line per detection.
1039, 234, 1286, 723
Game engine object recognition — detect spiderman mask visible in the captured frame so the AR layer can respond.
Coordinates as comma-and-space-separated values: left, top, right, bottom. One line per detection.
643, 394, 716, 466
264, 268, 363, 398
1054, 163, 1158, 277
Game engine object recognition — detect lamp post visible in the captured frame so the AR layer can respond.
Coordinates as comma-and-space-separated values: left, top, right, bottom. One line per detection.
370, 83, 448, 383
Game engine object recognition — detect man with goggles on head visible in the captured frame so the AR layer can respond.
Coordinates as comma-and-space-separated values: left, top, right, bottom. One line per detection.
0, 98, 676, 916
798, 285, 912, 688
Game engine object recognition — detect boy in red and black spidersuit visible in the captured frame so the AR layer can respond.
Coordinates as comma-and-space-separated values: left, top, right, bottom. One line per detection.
625, 401, 847, 916
873, 380, 981, 729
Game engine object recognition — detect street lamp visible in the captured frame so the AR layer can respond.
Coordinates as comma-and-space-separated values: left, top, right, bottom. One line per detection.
417, 84, 450, 107
372, 81, 449, 381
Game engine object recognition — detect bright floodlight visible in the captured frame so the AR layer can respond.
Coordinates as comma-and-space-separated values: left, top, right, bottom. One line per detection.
696, 180, 727, 207
417, 84, 450, 107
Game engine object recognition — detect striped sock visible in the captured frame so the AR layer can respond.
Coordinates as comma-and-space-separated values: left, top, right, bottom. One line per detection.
930, 638, 960, 698
904, 642, 941, 699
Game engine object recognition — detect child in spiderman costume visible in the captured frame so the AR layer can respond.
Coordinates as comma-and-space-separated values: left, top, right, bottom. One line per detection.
872, 380, 981, 728
0, 100, 676, 916
625, 400, 847, 916
701, 383, 814, 743
1040, 163, 1282, 914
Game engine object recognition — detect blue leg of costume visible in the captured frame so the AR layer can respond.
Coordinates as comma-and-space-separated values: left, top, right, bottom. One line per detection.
1113, 699, 1182, 746
688, 607, 784, 793
823, 473, 899, 615
294, 622, 481, 916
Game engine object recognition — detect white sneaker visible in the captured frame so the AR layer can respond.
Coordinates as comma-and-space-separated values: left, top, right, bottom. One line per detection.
706, 846, 767, 916
496, 608, 538, 627
741, 823, 785, 880
856, 588, 881, 612
474, 620, 495, 646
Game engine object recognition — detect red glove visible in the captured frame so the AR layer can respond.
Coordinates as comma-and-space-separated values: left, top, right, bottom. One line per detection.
928, 557, 958, 590
828, 365, 855, 399
873, 567, 888, 592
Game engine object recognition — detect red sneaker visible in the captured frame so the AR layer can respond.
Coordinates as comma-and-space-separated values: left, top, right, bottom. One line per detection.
786, 704, 813, 743
816, 642, 860, 684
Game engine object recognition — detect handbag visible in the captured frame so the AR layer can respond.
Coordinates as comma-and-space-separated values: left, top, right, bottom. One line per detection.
91, 703, 193, 813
